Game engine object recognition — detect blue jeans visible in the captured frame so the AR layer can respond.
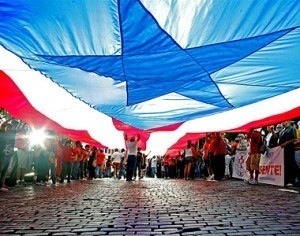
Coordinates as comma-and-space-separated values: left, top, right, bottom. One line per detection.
71, 161, 80, 180
134, 160, 142, 178
105, 167, 112, 177
151, 167, 156, 178
95, 165, 103, 178
118, 165, 126, 179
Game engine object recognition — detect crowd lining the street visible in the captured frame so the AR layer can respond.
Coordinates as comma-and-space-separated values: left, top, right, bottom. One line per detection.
1, 108, 300, 192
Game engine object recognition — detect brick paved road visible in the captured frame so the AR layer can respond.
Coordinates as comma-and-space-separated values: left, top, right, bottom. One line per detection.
0, 178, 300, 235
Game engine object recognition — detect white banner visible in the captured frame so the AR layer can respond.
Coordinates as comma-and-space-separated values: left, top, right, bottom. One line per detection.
233, 146, 284, 186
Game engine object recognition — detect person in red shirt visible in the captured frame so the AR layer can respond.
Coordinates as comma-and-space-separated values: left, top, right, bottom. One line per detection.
71, 140, 82, 180
209, 132, 227, 181
246, 129, 262, 185
95, 149, 105, 178
60, 140, 74, 183
80, 144, 90, 179
202, 133, 213, 179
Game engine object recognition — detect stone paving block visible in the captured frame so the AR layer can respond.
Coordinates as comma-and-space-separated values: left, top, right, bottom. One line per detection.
50, 223, 79, 228
2, 226, 32, 230
231, 221, 257, 227
227, 232, 254, 236
80, 232, 107, 235
71, 227, 99, 233
159, 224, 183, 229
0, 229, 16, 234
127, 231, 164, 236
215, 226, 241, 230
155, 221, 174, 226
242, 225, 267, 229
126, 228, 153, 232
135, 225, 158, 229
100, 227, 127, 232
108, 232, 136, 235
153, 228, 182, 233
210, 229, 238, 234
181, 220, 199, 225
254, 230, 282, 235
35, 223, 58, 229
263, 226, 291, 231
180, 223, 207, 227
52, 233, 77, 236
14, 229, 46, 234
45, 229, 75, 234
0, 234, 22, 236
275, 230, 300, 234
23, 233, 49, 236
182, 231, 225, 235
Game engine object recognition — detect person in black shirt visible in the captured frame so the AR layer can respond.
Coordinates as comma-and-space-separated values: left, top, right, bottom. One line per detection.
278, 120, 297, 186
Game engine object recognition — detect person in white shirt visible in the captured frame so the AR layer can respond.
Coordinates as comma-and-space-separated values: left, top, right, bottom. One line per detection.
118, 149, 127, 179
151, 156, 157, 178
124, 134, 140, 181
111, 148, 122, 178
236, 134, 248, 151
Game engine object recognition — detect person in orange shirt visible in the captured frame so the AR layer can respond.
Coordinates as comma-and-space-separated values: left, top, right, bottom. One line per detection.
209, 132, 227, 181
203, 133, 213, 180
60, 140, 74, 183
95, 149, 105, 178
79, 144, 90, 179
246, 129, 263, 185
71, 140, 82, 180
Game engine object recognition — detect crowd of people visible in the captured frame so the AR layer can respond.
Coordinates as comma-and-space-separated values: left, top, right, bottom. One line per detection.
145, 121, 300, 187
1, 108, 300, 192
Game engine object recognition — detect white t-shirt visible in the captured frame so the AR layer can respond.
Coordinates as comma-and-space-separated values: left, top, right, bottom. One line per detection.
126, 140, 139, 155
151, 157, 157, 168
184, 148, 193, 157
112, 151, 122, 163
121, 152, 127, 165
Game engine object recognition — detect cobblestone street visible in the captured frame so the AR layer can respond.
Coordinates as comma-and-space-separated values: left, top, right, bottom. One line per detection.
0, 178, 300, 235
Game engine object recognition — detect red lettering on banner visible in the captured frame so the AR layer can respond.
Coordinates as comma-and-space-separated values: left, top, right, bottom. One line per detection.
275, 165, 281, 176
259, 165, 282, 176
